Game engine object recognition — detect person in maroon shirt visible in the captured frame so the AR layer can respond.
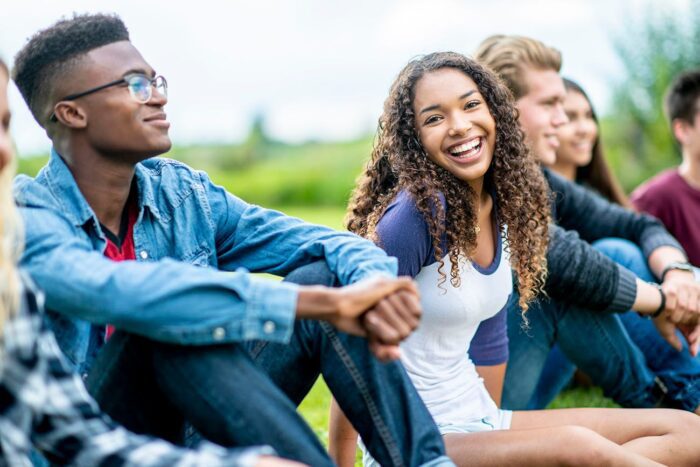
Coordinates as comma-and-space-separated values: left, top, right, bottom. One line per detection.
632, 70, 700, 268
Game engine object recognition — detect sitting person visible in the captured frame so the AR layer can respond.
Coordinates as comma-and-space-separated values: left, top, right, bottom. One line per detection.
533, 77, 700, 412
11, 13, 452, 467
632, 69, 700, 270
333, 51, 700, 467
474, 34, 700, 413
0, 55, 294, 467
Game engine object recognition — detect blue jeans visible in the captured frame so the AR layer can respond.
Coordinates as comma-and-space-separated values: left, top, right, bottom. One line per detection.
526, 239, 700, 412
503, 289, 662, 410
87, 262, 451, 467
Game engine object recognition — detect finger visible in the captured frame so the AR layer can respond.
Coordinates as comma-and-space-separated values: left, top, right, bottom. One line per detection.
369, 339, 401, 362
395, 276, 419, 295
654, 317, 683, 351
364, 310, 401, 344
373, 297, 414, 341
364, 277, 418, 307
338, 317, 367, 337
664, 285, 686, 324
397, 289, 422, 320
677, 287, 690, 320
689, 324, 700, 357
390, 291, 421, 331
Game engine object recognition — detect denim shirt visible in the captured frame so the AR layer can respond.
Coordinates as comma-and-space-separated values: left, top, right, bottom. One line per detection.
13, 150, 397, 375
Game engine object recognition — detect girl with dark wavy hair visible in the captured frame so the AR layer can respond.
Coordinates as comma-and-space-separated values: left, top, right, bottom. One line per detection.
331, 52, 700, 466
548, 78, 629, 206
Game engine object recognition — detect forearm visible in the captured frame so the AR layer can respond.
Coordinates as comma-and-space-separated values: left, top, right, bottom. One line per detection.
26, 248, 298, 345
631, 278, 664, 315
329, 398, 359, 467
476, 363, 506, 407
545, 225, 637, 312
648, 245, 690, 280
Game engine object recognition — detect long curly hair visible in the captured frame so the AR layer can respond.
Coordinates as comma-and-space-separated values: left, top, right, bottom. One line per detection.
347, 52, 550, 311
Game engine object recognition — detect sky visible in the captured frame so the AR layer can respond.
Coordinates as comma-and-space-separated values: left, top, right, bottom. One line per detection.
0, 0, 689, 155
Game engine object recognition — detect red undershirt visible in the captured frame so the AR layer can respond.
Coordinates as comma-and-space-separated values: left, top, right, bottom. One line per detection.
102, 200, 138, 341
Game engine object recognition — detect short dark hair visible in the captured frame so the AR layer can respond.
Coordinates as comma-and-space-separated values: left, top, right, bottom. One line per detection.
12, 13, 129, 125
665, 69, 700, 126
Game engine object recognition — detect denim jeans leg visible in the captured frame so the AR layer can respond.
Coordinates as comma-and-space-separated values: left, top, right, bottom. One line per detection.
594, 238, 700, 411
246, 260, 451, 467
87, 331, 334, 465
529, 344, 576, 409
149, 338, 333, 466
85, 331, 187, 443
504, 293, 660, 409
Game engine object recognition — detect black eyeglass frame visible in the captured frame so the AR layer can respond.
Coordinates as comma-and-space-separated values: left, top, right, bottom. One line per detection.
49, 74, 167, 122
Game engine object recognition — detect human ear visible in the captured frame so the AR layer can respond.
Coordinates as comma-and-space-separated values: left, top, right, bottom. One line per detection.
53, 102, 87, 129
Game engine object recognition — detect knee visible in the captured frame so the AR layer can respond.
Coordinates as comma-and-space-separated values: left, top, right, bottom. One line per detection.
553, 426, 617, 467
592, 238, 651, 279
665, 409, 700, 434
284, 260, 338, 286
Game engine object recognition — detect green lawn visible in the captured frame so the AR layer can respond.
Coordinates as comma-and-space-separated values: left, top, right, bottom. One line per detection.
279, 205, 618, 464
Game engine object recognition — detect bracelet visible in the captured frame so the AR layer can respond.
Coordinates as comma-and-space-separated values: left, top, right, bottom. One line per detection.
650, 283, 666, 318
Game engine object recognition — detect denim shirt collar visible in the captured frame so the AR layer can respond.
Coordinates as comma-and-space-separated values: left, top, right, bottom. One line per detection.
45, 148, 161, 228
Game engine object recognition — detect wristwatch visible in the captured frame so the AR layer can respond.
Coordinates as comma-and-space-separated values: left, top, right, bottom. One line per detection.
660, 261, 695, 281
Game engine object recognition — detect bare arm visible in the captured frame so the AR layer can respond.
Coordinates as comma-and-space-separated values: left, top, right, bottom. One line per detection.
328, 398, 359, 467
476, 363, 507, 407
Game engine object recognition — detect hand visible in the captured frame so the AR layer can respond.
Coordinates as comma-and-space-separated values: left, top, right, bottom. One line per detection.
363, 289, 421, 344
256, 456, 307, 467
325, 276, 419, 337
661, 270, 700, 326
652, 315, 700, 356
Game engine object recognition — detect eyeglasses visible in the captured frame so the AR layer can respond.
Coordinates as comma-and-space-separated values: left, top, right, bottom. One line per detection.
49, 74, 167, 122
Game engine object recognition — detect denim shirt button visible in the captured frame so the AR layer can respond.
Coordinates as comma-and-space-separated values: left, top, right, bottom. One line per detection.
139, 250, 149, 260
81, 373, 88, 381
263, 321, 276, 334
212, 327, 226, 340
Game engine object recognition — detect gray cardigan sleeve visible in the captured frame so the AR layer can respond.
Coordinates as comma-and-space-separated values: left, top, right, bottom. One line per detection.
545, 169, 685, 259
545, 224, 638, 313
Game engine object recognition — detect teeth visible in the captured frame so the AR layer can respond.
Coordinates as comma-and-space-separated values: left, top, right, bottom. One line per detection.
449, 138, 481, 155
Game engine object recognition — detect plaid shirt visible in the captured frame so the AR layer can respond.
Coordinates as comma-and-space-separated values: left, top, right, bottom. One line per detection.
0, 273, 273, 466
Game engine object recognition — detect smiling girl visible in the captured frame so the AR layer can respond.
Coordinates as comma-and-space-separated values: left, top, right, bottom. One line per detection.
331, 52, 700, 466
548, 78, 628, 206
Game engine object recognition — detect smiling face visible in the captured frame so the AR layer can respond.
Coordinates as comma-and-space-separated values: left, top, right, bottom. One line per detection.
54, 41, 171, 163
555, 89, 598, 168
413, 68, 496, 188
515, 67, 567, 165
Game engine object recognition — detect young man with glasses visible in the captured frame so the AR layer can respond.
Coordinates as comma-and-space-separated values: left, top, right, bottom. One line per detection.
470, 34, 700, 415
12, 13, 453, 467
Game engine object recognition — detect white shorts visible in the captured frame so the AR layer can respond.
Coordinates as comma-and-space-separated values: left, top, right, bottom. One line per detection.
360, 410, 513, 466
437, 409, 512, 435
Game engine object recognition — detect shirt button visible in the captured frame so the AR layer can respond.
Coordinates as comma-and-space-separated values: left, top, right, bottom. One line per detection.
139, 250, 149, 260
212, 327, 226, 340
82, 373, 88, 381
263, 321, 276, 334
